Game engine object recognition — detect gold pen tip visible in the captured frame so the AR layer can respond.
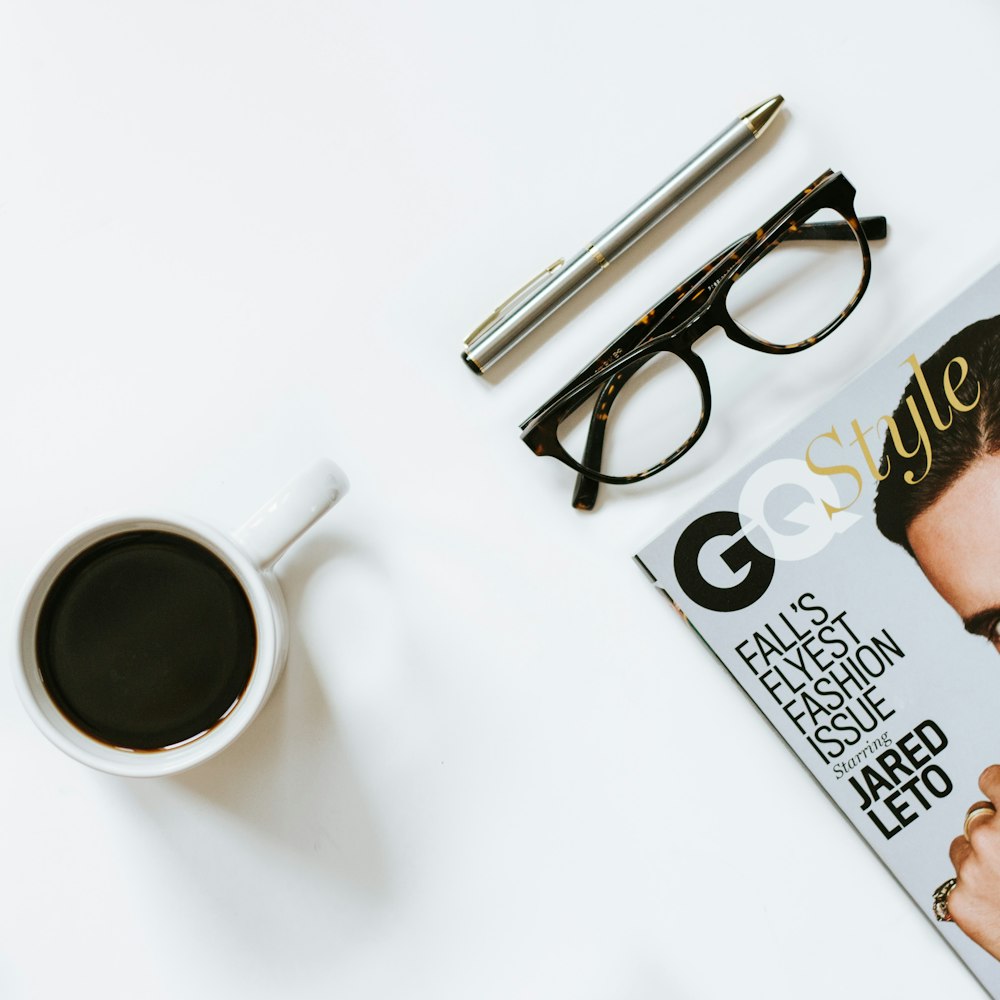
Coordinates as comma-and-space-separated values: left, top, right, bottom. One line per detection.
741, 95, 784, 138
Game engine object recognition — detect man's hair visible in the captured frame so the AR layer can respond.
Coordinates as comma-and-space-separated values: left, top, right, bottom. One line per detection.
874, 315, 1000, 554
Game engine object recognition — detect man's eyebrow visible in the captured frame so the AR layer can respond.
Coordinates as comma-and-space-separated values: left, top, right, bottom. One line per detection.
963, 608, 1000, 636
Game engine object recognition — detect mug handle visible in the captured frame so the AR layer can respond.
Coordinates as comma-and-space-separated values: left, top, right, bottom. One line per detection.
234, 459, 350, 569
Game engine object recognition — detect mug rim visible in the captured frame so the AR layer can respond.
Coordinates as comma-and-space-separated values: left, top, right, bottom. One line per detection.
13, 511, 287, 777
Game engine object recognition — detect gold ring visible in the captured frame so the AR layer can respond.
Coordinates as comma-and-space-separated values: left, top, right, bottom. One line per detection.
964, 801, 997, 840
933, 877, 957, 921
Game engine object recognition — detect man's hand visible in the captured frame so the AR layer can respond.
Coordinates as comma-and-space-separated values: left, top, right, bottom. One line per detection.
948, 765, 1000, 960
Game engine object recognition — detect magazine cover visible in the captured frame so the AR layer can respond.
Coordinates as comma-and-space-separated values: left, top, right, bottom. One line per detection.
635, 262, 1000, 995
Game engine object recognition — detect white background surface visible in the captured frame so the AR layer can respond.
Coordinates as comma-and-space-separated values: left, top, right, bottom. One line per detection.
2, 2, 999, 998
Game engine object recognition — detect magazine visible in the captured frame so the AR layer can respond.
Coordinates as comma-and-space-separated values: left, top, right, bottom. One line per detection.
635, 262, 1000, 995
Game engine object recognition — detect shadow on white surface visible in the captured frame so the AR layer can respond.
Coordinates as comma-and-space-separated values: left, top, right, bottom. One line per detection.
123, 535, 390, 898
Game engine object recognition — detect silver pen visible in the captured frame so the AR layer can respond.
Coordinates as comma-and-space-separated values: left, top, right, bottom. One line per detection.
462, 95, 784, 374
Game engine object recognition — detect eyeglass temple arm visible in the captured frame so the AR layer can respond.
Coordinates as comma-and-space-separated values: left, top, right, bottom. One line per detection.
569, 365, 639, 510
783, 215, 887, 242
569, 215, 888, 510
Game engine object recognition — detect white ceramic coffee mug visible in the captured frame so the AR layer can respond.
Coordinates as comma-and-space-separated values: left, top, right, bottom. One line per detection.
13, 459, 349, 777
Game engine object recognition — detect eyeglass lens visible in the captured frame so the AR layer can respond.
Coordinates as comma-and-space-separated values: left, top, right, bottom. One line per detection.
558, 205, 866, 480
555, 352, 704, 479
727, 207, 865, 349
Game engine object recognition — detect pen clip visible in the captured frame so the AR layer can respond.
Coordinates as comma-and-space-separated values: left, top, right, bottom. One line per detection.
464, 258, 565, 347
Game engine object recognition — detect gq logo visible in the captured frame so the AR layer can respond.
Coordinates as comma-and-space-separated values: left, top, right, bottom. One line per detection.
674, 459, 860, 612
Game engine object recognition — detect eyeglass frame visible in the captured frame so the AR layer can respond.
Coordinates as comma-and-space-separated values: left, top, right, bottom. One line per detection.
519, 170, 880, 507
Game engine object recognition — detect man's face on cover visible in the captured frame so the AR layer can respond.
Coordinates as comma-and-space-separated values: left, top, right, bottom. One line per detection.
908, 454, 1000, 651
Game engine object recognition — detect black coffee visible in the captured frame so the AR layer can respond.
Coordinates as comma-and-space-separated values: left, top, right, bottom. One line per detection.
36, 530, 257, 751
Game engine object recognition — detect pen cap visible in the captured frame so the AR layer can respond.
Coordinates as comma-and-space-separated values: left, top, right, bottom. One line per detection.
462, 96, 784, 373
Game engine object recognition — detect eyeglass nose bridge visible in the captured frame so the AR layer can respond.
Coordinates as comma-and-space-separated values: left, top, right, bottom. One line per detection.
673, 309, 728, 351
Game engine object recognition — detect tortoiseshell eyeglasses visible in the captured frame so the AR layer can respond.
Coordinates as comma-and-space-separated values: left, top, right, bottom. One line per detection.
519, 169, 886, 509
